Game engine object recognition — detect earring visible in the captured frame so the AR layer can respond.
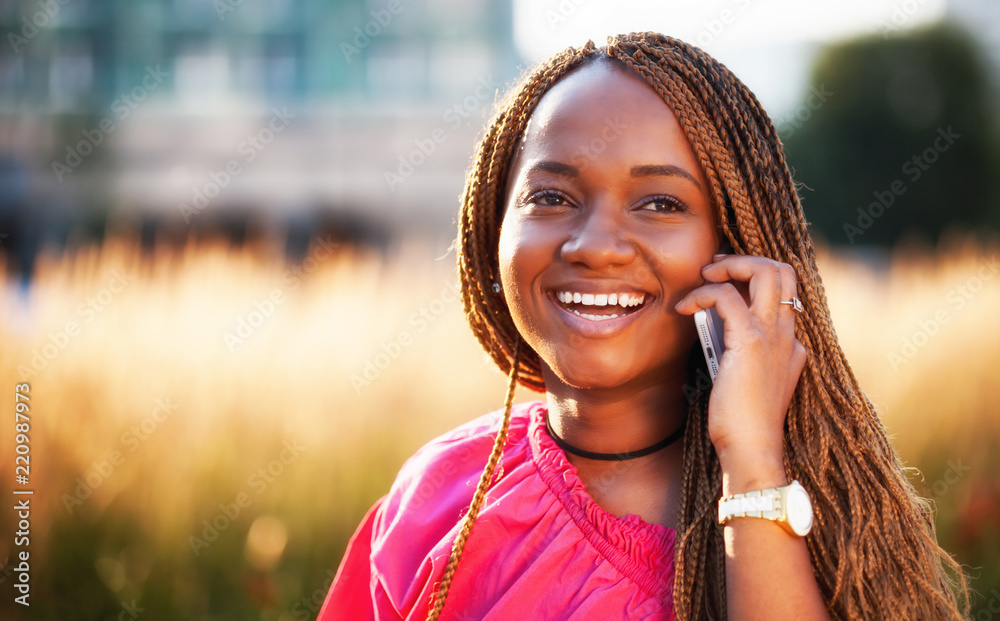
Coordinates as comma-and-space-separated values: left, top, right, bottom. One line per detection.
492, 282, 501, 294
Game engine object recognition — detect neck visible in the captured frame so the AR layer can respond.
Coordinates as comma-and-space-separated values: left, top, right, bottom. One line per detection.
542, 361, 690, 459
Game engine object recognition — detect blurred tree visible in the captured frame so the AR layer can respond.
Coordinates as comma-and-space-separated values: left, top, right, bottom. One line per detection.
782, 23, 1000, 247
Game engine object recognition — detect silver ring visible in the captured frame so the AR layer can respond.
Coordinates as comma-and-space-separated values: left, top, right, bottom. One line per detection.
780, 297, 803, 313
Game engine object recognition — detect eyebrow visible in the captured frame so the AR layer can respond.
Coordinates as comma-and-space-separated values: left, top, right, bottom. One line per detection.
630, 164, 702, 190
522, 161, 702, 190
525, 160, 579, 177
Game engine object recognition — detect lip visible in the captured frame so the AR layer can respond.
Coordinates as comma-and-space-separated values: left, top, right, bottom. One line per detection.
546, 287, 655, 338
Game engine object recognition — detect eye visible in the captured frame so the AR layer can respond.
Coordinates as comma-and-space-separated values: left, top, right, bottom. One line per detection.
637, 195, 687, 214
523, 190, 573, 208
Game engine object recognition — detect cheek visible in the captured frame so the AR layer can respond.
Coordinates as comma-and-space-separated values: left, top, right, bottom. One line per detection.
497, 218, 551, 295
496, 221, 519, 292
497, 220, 532, 322
647, 232, 717, 294
497, 219, 561, 346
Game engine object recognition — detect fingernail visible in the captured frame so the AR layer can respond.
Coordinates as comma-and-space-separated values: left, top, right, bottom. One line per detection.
713, 253, 727, 260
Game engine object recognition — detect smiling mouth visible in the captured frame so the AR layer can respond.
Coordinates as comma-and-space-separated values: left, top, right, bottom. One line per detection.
551, 290, 651, 321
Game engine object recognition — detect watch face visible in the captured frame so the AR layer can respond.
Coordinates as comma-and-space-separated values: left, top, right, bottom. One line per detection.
786, 483, 814, 536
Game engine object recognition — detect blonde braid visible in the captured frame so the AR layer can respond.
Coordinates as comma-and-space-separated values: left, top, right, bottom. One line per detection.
427, 338, 521, 620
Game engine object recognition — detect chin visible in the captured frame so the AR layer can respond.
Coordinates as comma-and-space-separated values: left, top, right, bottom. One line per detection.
541, 349, 648, 392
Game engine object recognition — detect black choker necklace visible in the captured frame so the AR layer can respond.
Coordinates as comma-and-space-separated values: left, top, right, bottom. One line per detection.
545, 416, 687, 461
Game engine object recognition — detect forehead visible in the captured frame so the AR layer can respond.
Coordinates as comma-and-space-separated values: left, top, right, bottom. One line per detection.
510, 60, 701, 177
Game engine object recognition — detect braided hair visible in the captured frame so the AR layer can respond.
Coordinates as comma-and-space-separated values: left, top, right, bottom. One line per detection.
431, 32, 968, 620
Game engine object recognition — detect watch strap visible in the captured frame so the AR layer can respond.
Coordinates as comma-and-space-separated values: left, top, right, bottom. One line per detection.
718, 487, 784, 523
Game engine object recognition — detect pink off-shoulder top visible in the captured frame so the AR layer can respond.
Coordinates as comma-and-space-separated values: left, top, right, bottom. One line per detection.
318, 400, 677, 620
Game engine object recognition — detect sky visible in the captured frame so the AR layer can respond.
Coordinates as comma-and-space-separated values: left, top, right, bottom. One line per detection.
512, 0, 949, 118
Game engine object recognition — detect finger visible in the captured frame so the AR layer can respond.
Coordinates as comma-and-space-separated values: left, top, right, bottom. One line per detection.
674, 282, 755, 335
702, 255, 794, 319
775, 264, 801, 315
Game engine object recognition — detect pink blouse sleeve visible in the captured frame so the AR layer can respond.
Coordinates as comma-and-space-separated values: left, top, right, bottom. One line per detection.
317, 497, 387, 621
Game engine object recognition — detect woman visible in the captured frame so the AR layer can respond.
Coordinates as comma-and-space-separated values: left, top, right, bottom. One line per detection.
320, 33, 967, 620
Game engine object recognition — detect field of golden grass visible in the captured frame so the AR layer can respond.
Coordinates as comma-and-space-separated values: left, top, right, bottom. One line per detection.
0, 232, 997, 620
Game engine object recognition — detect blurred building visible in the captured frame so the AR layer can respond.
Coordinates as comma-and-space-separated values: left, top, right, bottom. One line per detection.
1, 0, 518, 108
0, 0, 521, 266
2, 0, 996, 269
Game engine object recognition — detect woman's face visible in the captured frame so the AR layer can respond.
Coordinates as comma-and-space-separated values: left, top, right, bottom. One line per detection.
498, 60, 722, 391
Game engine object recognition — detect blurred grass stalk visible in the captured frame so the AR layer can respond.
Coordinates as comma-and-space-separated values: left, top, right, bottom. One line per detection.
0, 233, 997, 618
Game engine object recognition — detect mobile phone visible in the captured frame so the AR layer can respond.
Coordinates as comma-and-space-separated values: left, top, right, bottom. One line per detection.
694, 307, 726, 383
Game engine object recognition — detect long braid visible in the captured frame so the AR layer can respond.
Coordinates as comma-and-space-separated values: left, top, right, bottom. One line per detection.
428, 337, 521, 620
449, 32, 968, 620
673, 376, 726, 619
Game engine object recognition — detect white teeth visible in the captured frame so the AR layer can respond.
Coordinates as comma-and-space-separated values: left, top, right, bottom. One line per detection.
555, 290, 647, 309
556, 291, 646, 312
571, 309, 621, 321
620, 293, 645, 308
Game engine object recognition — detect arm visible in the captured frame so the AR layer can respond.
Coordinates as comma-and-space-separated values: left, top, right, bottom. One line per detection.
716, 443, 829, 620
676, 254, 830, 620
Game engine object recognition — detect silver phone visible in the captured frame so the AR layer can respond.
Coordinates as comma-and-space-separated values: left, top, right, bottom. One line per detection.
694, 307, 726, 383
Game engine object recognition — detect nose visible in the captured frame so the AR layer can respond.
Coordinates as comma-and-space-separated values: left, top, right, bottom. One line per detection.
559, 202, 636, 270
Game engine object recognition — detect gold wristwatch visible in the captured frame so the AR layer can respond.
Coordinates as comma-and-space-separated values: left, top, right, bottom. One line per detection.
717, 480, 814, 537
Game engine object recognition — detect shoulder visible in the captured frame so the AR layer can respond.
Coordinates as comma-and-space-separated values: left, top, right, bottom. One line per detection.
364, 400, 546, 614
382, 399, 543, 516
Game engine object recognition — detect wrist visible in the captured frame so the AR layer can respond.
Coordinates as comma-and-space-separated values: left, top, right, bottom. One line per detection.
717, 442, 787, 496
